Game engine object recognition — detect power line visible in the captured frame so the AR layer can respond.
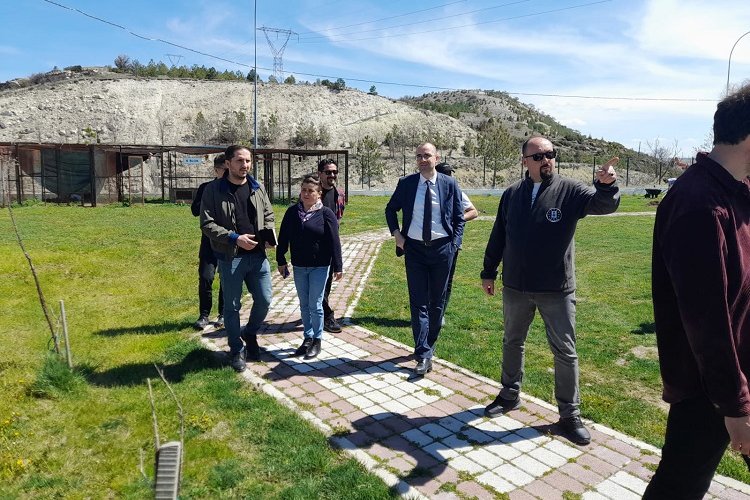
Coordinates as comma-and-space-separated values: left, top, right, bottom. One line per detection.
299, 0, 613, 42
36, 0, 718, 103
296, 0, 470, 36
298, 0, 531, 40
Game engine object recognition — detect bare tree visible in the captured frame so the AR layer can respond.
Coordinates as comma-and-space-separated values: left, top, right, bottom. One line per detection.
646, 138, 680, 183
114, 54, 131, 71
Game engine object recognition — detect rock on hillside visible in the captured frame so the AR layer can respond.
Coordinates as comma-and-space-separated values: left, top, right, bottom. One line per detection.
0, 75, 475, 148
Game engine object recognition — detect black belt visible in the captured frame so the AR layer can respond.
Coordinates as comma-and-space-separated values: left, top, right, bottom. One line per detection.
407, 236, 450, 247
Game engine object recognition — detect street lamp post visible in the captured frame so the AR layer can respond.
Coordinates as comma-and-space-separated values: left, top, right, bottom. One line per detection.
726, 30, 750, 94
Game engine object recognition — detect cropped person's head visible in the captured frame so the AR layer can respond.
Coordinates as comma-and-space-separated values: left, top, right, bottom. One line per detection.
435, 162, 454, 176
213, 153, 226, 178
713, 83, 750, 146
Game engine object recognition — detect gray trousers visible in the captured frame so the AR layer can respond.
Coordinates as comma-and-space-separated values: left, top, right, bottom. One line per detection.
499, 287, 580, 418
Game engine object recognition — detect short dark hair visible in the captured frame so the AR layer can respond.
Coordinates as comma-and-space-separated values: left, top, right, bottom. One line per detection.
301, 173, 322, 193
714, 83, 750, 145
435, 162, 454, 176
317, 158, 337, 171
224, 144, 250, 161
213, 153, 226, 168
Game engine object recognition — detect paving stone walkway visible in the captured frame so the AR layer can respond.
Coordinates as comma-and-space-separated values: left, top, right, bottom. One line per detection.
198, 228, 750, 499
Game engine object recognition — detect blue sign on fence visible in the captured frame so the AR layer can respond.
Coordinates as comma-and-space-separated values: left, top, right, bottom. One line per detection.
182, 157, 202, 166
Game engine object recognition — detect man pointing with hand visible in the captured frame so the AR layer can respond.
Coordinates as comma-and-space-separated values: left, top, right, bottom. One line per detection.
480, 136, 620, 445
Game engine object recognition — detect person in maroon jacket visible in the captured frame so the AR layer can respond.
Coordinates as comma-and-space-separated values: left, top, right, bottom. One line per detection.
644, 83, 750, 499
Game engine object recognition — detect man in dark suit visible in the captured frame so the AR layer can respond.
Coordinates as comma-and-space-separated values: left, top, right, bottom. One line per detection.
385, 142, 465, 375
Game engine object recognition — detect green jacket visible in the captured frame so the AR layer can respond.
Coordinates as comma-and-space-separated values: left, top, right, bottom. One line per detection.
199, 174, 275, 260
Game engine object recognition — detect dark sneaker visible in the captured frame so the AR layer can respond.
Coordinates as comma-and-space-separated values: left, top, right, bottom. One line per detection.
557, 416, 591, 445
193, 316, 210, 330
484, 393, 521, 417
229, 349, 246, 372
214, 315, 224, 328
323, 317, 342, 333
304, 339, 322, 360
294, 338, 314, 357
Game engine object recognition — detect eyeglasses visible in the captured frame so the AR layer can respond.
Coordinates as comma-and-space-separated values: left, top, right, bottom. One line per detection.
523, 150, 557, 161
415, 153, 434, 160
324, 170, 338, 176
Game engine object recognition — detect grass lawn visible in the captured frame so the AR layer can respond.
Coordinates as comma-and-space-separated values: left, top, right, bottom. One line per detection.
4, 193, 745, 496
0, 201, 396, 498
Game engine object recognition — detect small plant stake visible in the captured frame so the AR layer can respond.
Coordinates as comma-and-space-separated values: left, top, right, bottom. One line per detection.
59, 299, 72, 369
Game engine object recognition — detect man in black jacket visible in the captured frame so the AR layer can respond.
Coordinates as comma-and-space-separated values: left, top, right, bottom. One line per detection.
200, 145, 275, 372
480, 136, 619, 445
317, 158, 346, 333
191, 154, 225, 330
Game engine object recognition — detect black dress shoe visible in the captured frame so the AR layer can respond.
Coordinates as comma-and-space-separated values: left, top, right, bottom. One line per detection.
294, 338, 313, 357
484, 393, 521, 417
193, 316, 210, 330
304, 339, 321, 360
229, 348, 246, 372
557, 416, 591, 445
242, 333, 261, 361
414, 358, 432, 375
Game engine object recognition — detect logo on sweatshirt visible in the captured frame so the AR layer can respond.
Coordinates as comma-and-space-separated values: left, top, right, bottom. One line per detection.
546, 208, 562, 222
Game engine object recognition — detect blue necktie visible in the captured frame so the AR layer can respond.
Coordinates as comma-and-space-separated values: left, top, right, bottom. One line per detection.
423, 180, 432, 242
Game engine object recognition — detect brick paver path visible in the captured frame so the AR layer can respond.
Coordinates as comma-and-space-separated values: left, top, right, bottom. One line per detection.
198, 228, 750, 499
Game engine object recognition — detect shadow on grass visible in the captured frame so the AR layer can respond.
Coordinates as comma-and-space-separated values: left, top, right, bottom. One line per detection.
93, 320, 193, 336
351, 316, 411, 328
82, 347, 225, 387
631, 322, 656, 335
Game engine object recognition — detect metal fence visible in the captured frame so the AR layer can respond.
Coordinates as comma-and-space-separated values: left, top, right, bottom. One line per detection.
0, 143, 349, 206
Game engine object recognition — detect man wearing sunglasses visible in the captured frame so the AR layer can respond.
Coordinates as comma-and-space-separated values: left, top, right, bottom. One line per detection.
480, 136, 620, 445
317, 158, 346, 333
386, 143, 465, 376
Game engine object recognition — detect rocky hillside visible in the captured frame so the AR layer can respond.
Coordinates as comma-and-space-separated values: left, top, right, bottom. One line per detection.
0, 69, 660, 188
0, 69, 474, 150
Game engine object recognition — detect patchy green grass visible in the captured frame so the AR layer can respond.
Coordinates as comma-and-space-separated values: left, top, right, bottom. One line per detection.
354, 210, 748, 484
0, 203, 395, 498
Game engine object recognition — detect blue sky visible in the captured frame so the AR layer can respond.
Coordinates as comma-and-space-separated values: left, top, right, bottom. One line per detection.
2, 0, 749, 155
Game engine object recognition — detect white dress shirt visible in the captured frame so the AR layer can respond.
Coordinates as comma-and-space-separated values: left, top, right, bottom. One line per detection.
407, 172, 449, 241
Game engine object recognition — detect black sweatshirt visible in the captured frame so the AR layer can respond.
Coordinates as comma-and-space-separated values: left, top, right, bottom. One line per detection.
276, 204, 343, 272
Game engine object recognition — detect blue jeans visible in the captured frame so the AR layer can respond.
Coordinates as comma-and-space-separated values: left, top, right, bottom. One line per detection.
219, 253, 272, 355
293, 265, 330, 340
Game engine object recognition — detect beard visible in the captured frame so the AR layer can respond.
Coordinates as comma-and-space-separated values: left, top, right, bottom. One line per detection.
540, 166, 553, 181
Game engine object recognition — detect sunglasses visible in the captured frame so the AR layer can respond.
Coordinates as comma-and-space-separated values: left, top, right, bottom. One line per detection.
523, 150, 557, 161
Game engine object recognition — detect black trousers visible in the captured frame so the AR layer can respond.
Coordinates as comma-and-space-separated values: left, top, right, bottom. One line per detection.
643, 394, 730, 500
322, 264, 334, 320
443, 248, 460, 314
198, 251, 223, 318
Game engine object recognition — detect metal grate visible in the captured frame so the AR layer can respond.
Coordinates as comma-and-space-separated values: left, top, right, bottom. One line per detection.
154, 441, 182, 500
